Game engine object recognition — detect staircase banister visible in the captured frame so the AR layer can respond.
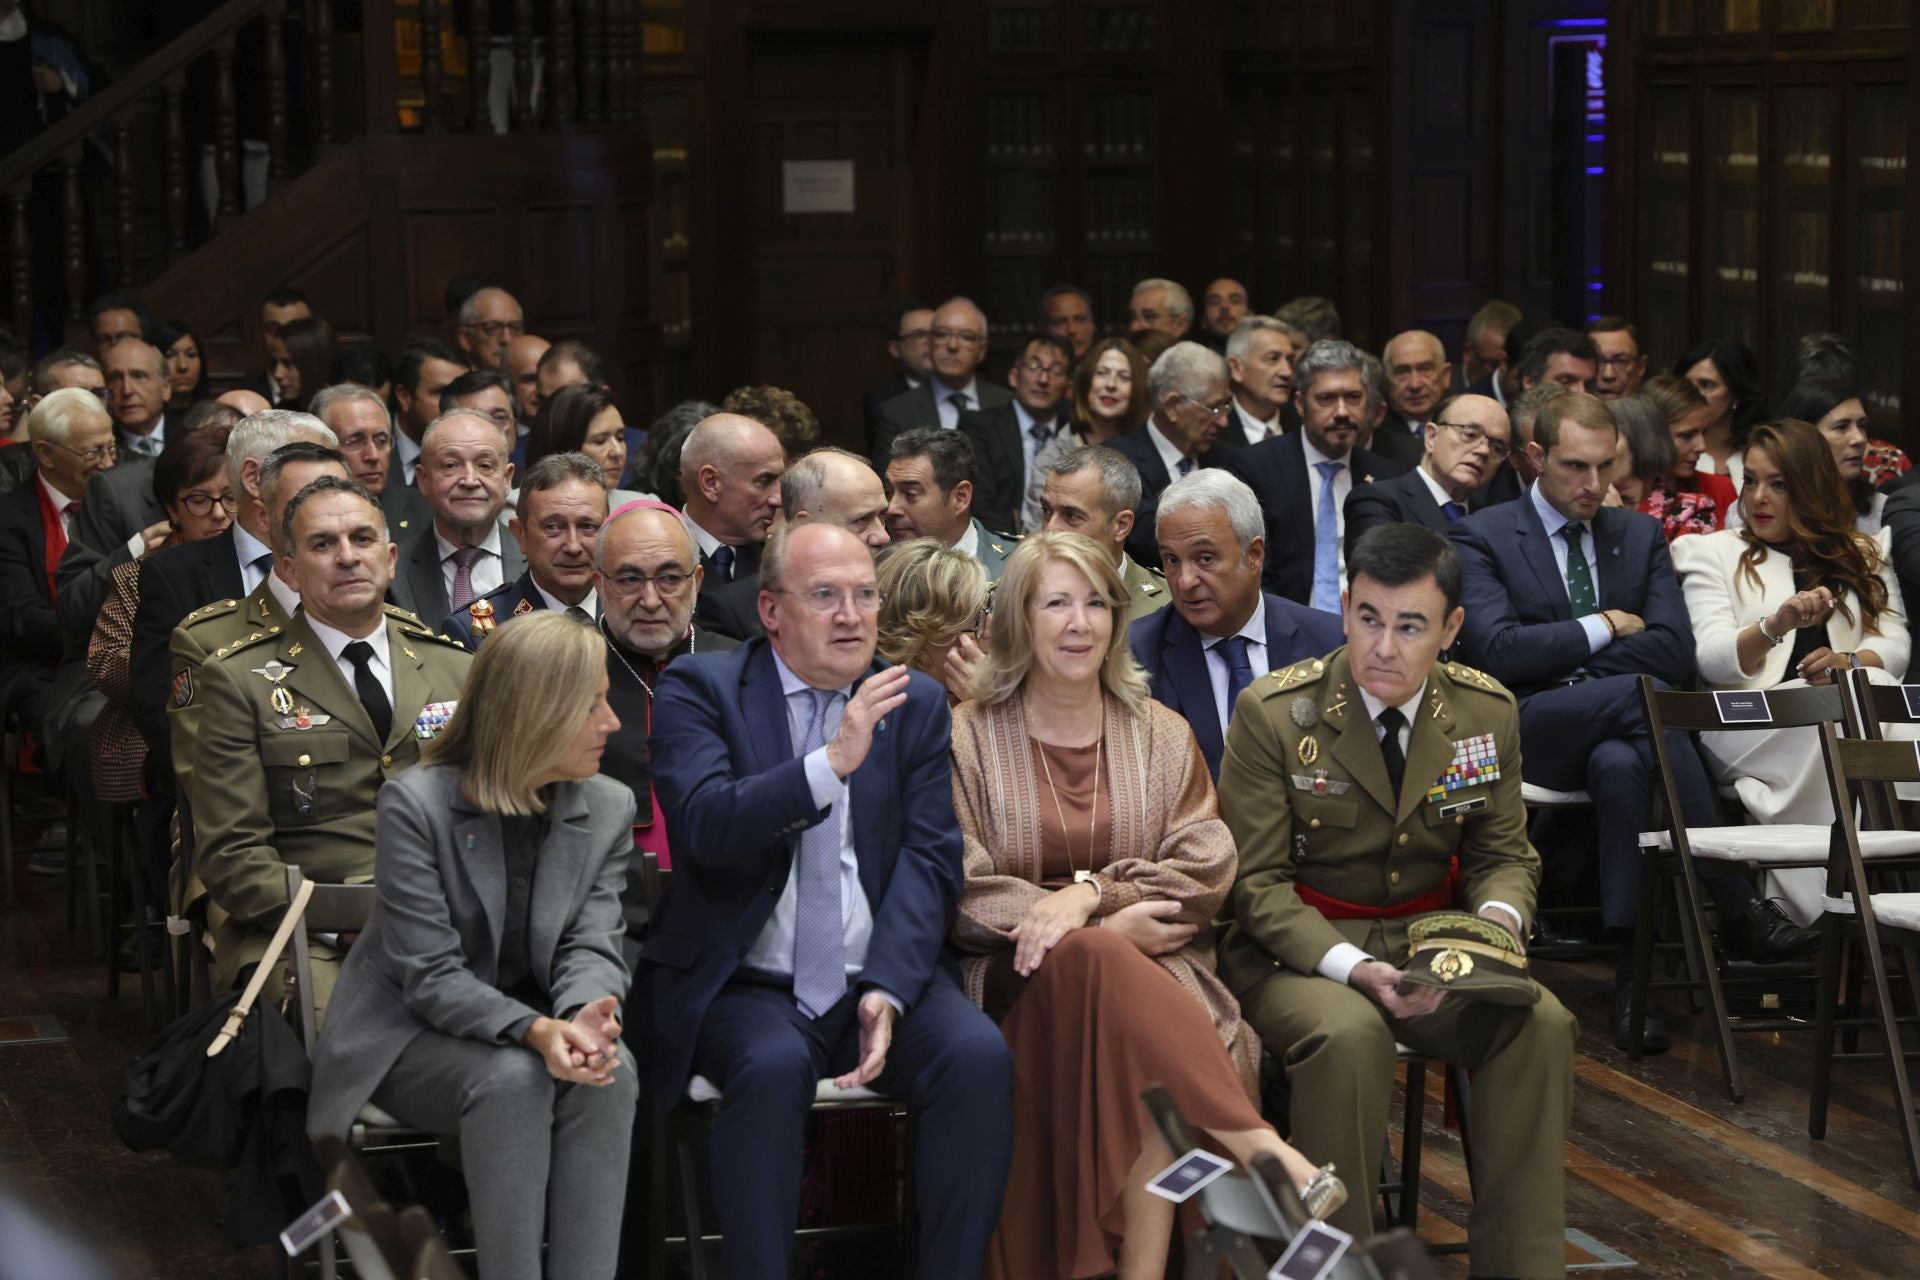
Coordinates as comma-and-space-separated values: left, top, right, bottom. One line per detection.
0, 0, 279, 194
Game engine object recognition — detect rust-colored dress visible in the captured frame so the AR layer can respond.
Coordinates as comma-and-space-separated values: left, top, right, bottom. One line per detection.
951, 695, 1265, 1280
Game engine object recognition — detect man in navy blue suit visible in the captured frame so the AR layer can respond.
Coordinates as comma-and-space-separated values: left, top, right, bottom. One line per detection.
645, 520, 1012, 1278
1131, 470, 1343, 779
1344, 392, 1512, 559
1451, 392, 1814, 1052
441, 452, 608, 648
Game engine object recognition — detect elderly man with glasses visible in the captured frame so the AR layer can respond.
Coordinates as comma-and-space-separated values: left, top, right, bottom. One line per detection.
453, 285, 527, 373
1109, 339, 1240, 568
869, 296, 1012, 466
1345, 393, 1516, 556
958, 332, 1072, 534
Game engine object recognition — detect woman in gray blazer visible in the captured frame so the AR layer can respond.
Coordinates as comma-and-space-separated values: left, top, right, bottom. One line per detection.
308, 612, 637, 1280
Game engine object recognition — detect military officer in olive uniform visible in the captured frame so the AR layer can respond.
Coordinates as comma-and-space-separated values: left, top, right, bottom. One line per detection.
191, 476, 472, 1008
1217, 524, 1576, 1279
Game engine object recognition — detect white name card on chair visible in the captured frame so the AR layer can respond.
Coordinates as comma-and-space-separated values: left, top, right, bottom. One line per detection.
1268, 1220, 1355, 1280
279, 1189, 349, 1255
1902, 685, 1920, 719
1713, 690, 1772, 724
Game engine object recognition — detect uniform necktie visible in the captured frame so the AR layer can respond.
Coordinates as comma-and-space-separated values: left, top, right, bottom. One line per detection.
343, 640, 392, 743
793, 689, 846, 1018
448, 545, 484, 612
248, 551, 274, 592
1559, 522, 1597, 614
1311, 460, 1344, 612
1377, 707, 1407, 799
565, 605, 591, 623
709, 543, 735, 585
1177, 456, 1196, 477
1441, 501, 1466, 523
1214, 634, 1254, 729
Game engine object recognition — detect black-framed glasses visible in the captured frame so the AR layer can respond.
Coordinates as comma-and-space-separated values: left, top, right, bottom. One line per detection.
1596, 353, 1640, 371
462, 319, 525, 340
43, 439, 117, 465
1436, 420, 1512, 461
606, 569, 692, 596
179, 491, 239, 516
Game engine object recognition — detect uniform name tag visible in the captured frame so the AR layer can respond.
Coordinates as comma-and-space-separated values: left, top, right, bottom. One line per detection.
1439, 795, 1488, 819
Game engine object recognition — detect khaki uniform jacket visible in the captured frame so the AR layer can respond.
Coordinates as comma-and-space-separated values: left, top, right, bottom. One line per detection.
191, 605, 472, 987
168, 578, 294, 810
1122, 553, 1170, 624
1217, 648, 1540, 987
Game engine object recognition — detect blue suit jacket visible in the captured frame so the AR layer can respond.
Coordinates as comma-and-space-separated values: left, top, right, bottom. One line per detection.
642, 638, 964, 1097
440, 571, 550, 651
1130, 592, 1345, 778
1449, 492, 1695, 699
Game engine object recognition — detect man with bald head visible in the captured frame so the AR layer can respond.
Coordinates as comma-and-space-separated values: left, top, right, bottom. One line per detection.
870, 296, 1012, 465
696, 447, 891, 641
389, 407, 527, 626
679, 412, 786, 587
1375, 330, 1453, 469
106, 340, 171, 459
647, 518, 1012, 1279
1345, 393, 1513, 555
506, 333, 551, 461
218, 388, 273, 417
454, 285, 526, 372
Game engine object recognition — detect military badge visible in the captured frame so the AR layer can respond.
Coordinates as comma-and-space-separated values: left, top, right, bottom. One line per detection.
1290, 771, 1351, 797
279, 710, 333, 731
170, 669, 193, 708
1430, 948, 1474, 982
1424, 732, 1499, 803
469, 598, 497, 633
414, 701, 460, 740
1297, 733, 1319, 766
513, 598, 535, 617
270, 686, 294, 716
287, 642, 304, 657
251, 659, 294, 683
1288, 697, 1319, 729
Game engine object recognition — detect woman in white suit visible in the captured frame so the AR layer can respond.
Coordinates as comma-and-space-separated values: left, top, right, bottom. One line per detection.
1673, 419, 1909, 919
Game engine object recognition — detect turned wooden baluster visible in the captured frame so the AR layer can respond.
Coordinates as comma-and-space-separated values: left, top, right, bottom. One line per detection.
623, 0, 640, 123
420, 0, 444, 132
114, 122, 135, 285
165, 77, 189, 251
313, 0, 336, 147
580, 0, 603, 124
61, 149, 84, 332
8, 186, 28, 342
470, 0, 491, 134
214, 37, 241, 218
511, 0, 533, 133
266, 1, 288, 178
550, 0, 575, 129
604, 0, 623, 123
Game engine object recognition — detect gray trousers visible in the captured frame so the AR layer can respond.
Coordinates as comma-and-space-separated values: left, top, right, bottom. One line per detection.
373, 1028, 638, 1280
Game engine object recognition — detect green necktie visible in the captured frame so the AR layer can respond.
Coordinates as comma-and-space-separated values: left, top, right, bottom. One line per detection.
1559, 523, 1596, 615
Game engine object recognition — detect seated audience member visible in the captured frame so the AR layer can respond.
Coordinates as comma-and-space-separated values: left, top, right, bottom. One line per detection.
453, 285, 527, 373
389, 408, 527, 626
505, 332, 551, 461
1038, 445, 1169, 623
1458, 298, 1521, 400
1199, 276, 1251, 350
441, 368, 518, 443
1, 349, 99, 493
216, 388, 271, 417
1474, 380, 1562, 507
595, 500, 740, 884
1510, 326, 1600, 398
875, 537, 990, 705
886, 427, 1013, 581
1217, 523, 1572, 1273
310, 382, 430, 538
106, 339, 171, 457
863, 304, 935, 445
723, 384, 821, 461
332, 343, 394, 401
1587, 316, 1648, 400
90, 292, 157, 363
246, 286, 313, 404
158, 320, 208, 414
1222, 339, 1405, 610
1224, 315, 1297, 446
1109, 341, 1235, 568
1038, 284, 1096, 365
392, 338, 470, 488
1674, 338, 1763, 487
1064, 336, 1150, 449
632, 399, 719, 507
534, 337, 604, 411
0, 335, 27, 441
444, 452, 608, 647
1641, 372, 1735, 538
1775, 375, 1885, 533
1274, 295, 1341, 345
958, 333, 1072, 535
307, 612, 633, 1280
1603, 392, 1674, 512
1781, 333, 1911, 488
645, 521, 1014, 1280
1133, 470, 1343, 779
266, 314, 336, 413
528, 383, 646, 506
1127, 277, 1194, 343
1344, 393, 1511, 555
1374, 330, 1452, 468
1450, 392, 1814, 1053
1673, 419, 1908, 921
871, 296, 1010, 465
678, 412, 785, 585
191, 476, 473, 1002
952, 531, 1342, 1278
1129, 330, 1177, 367
695, 447, 891, 641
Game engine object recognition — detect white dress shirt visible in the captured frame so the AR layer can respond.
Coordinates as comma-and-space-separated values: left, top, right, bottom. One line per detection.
1527, 482, 1611, 654
36, 472, 76, 536
434, 524, 506, 601
1414, 464, 1459, 511
533, 579, 599, 619
233, 523, 277, 597
934, 378, 981, 431
953, 519, 981, 560
304, 612, 396, 708
395, 431, 422, 487
1146, 419, 1192, 478
1301, 432, 1356, 582
1232, 398, 1279, 446
1201, 596, 1267, 736
1013, 399, 1057, 482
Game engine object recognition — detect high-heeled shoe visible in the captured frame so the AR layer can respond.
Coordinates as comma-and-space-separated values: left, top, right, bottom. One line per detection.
1298, 1163, 1347, 1221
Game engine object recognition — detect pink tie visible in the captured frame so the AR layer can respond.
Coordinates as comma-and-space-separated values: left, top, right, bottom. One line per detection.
449, 545, 484, 612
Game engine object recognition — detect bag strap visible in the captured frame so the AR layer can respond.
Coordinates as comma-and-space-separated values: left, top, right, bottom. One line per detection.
207, 878, 315, 1059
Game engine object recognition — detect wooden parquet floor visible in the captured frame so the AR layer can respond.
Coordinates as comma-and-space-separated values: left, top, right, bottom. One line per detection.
4, 853, 1919, 1278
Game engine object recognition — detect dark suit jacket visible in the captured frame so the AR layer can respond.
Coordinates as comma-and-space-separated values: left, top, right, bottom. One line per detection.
693, 570, 763, 642
130, 527, 247, 768
1107, 423, 1242, 569
956, 401, 1065, 536
1883, 485, 1920, 620
1472, 462, 1524, 510
863, 371, 914, 446
56, 455, 165, 644
440, 571, 551, 650
387, 523, 528, 628
0, 444, 36, 495
376, 479, 431, 541
870, 379, 1013, 468
1220, 431, 1406, 605
1130, 592, 1345, 778
1343, 468, 1458, 560
1449, 495, 1694, 699
695, 536, 762, 590
0, 480, 59, 667
1370, 411, 1427, 470
641, 639, 964, 1098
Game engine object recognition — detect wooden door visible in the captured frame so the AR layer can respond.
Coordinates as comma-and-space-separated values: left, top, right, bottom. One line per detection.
744, 33, 921, 451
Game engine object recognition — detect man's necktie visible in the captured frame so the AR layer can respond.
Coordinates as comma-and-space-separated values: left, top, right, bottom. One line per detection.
709, 543, 735, 585
128, 433, 162, 458
248, 551, 274, 592
1214, 634, 1254, 728
1559, 523, 1597, 614
1177, 457, 1196, 477
1311, 460, 1344, 612
1377, 707, 1407, 799
793, 689, 846, 1018
948, 391, 971, 413
343, 640, 393, 744
565, 605, 591, 623
1441, 501, 1466, 523
448, 545, 484, 612
1029, 421, 1053, 450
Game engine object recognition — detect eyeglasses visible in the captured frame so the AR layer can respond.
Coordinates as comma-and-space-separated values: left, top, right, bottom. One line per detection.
1436, 420, 1512, 461
1596, 354, 1640, 371
962, 604, 991, 637
930, 328, 983, 346
44, 439, 118, 465
462, 319, 526, 340
1020, 359, 1069, 379
606, 570, 692, 596
774, 586, 884, 614
1179, 393, 1235, 421
179, 491, 239, 516
896, 327, 931, 344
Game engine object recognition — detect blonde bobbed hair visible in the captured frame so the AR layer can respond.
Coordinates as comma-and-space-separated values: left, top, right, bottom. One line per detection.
422, 611, 605, 815
875, 538, 989, 676
969, 531, 1148, 711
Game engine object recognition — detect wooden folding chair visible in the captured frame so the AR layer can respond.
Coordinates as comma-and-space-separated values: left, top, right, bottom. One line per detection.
397, 1204, 467, 1280
1518, 783, 1611, 959
1377, 1046, 1472, 1255
310, 1134, 414, 1280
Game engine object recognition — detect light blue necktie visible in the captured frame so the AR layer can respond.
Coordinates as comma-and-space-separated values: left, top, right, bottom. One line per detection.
1311, 460, 1344, 612
128, 433, 163, 457
792, 689, 846, 1019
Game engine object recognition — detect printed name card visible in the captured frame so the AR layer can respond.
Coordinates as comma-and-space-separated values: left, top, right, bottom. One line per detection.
1713, 690, 1773, 724
1268, 1220, 1356, 1280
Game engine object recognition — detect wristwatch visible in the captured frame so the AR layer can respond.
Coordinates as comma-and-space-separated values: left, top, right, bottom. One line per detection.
1847, 652, 1864, 669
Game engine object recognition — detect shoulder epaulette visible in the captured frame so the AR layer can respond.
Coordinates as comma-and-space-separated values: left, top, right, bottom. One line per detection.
1257, 656, 1329, 698
181, 598, 242, 626
1444, 661, 1514, 701
394, 617, 473, 651
211, 629, 276, 661
384, 603, 427, 625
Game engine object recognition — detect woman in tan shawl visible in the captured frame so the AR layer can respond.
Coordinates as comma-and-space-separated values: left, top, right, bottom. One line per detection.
950, 532, 1342, 1280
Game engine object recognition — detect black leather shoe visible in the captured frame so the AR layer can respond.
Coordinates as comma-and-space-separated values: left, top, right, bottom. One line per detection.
1723, 897, 1819, 964
1613, 987, 1671, 1055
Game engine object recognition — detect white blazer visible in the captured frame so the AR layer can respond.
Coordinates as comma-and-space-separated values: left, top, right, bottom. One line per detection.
1672, 527, 1909, 689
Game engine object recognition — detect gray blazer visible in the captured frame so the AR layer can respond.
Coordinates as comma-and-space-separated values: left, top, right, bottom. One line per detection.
386, 521, 527, 629
307, 765, 636, 1139
55, 455, 165, 644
